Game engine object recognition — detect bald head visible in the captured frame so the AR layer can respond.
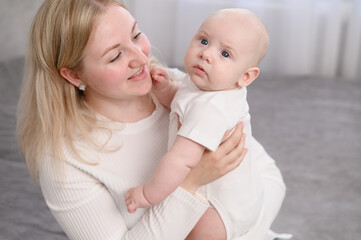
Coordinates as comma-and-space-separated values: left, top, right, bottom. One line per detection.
205, 8, 269, 65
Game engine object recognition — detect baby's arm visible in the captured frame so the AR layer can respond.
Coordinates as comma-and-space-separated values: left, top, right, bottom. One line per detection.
151, 65, 179, 109
126, 136, 205, 213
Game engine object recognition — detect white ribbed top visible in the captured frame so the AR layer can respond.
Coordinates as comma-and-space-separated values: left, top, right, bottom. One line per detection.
38, 102, 209, 240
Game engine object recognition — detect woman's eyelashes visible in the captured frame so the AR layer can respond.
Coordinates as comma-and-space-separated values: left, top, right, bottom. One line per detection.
109, 32, 142, 63
134, 32, 142, 40
110, 32, 142, 63
110, 52, 121, 63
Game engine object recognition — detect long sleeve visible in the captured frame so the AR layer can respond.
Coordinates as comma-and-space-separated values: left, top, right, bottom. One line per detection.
40, 160, 209, 240
38, 103, 210, 240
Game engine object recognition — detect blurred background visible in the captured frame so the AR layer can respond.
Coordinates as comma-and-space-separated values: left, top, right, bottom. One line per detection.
0, 0, 360, 240
1, 0, 360, 81
128, 0, 361, 81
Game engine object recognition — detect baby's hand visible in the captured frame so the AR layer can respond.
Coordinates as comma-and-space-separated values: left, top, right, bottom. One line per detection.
125, 185, 152, 213
150, 65, 178, 108
150, 65, 170, 92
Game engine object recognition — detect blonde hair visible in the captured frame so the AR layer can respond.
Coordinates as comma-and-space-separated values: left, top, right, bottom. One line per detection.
16, 0, 127, 180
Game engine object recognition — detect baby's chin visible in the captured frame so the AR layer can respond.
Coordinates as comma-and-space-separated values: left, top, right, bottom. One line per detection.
195, 82, 216, 91
189, 76, 210, 91
197, 81, 239, 91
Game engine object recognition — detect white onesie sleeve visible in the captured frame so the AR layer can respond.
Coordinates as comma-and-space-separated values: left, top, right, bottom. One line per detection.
177, 100, 230, 152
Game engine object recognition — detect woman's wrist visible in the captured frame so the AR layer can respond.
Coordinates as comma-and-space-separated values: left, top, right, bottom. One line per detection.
180, 178, 200, 195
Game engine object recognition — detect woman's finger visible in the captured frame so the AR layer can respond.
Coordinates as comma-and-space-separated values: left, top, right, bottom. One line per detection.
228, 130, 246, 158
229, 141, 247, 170
222, 132, 246, 170
218, 122, 244, 156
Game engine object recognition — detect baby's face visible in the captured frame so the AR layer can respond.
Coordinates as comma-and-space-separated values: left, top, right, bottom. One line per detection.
184, 10, 264, 91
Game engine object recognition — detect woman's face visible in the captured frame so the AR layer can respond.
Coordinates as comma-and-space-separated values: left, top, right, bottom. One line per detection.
79, 5, 151, 105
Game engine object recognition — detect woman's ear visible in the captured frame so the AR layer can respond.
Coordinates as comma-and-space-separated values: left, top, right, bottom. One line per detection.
237, 67, 260, 87
60, 67, 83, 88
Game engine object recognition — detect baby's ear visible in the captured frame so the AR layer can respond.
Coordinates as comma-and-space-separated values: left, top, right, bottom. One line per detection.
237, 67, 260, 87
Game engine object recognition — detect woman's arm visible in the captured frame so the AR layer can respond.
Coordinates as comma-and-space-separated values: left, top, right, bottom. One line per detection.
39, 123, 245, 240
39, 156, 210, 240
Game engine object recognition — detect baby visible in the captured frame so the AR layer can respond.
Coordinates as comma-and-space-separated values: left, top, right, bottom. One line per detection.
127, 9, 271, 239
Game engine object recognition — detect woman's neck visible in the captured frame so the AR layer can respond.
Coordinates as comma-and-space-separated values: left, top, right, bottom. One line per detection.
86, 94, 155, 123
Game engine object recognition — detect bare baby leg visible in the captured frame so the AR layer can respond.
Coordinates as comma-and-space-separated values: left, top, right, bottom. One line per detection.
186, 207, 226, 240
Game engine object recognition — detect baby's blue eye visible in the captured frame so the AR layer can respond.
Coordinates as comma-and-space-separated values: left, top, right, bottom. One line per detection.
200, 39, 208, 45
221, 51, 230, 58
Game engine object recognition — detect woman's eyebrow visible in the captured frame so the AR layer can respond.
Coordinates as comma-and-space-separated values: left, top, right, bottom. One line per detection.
131, 21, 137, 33
102, 43, 120, 57
101, 21, 138, 57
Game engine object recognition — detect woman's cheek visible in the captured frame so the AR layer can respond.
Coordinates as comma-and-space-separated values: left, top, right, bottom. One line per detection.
107, 68, 127, 84
142, 36, 151, 57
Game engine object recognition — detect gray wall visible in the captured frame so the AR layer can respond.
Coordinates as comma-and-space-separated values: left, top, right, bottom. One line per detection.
0, 0, 43, 62
0, 0, 136, 62
1, 0, 359, 81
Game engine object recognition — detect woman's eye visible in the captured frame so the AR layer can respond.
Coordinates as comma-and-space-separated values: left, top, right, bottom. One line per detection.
200, 39, 208, 45
110, 52, 121, 63
221, 51, 230, 58
134, 32, 142, 40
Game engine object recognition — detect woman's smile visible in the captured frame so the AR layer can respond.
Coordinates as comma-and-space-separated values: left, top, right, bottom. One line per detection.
128, 66, 147, 81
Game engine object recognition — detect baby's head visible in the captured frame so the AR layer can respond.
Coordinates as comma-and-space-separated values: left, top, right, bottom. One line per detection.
184, 8, 269, 91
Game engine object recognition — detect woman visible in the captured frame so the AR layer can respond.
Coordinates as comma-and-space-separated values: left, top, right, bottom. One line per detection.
17, 0, 247, 239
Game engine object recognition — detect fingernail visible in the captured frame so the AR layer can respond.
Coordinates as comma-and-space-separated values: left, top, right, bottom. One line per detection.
243, 133, 247, 137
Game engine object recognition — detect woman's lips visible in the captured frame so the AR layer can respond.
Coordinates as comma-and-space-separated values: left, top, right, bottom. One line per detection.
193, 65, 207, 76
128, 66, 147, 81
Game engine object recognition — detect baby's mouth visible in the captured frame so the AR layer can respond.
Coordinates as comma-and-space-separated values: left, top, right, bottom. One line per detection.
193, 65, 207, 76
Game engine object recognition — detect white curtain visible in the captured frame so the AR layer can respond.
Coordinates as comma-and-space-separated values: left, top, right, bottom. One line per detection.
128, 0, 361, 81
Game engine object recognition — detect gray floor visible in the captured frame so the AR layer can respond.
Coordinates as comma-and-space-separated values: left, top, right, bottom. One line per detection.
1, 57, 360, 239
248, 74, 361, 239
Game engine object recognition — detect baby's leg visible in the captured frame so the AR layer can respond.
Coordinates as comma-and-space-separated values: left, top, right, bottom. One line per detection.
186, 207, 226, 240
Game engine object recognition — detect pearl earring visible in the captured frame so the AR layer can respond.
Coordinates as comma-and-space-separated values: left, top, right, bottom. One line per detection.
79, 83, 86, 91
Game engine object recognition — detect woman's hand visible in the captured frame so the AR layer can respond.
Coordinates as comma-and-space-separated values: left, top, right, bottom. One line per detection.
181, 122, 247, 194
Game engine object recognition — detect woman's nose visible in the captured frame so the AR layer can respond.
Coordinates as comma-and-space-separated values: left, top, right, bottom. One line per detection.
129, 45, 148, 68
